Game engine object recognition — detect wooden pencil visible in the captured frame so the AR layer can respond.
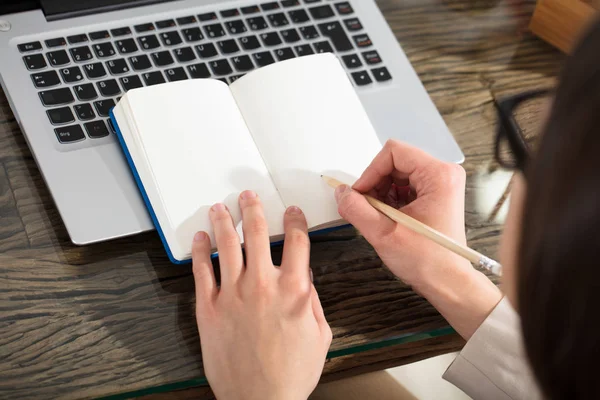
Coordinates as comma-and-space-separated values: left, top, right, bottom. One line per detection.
322, 175, 503, 276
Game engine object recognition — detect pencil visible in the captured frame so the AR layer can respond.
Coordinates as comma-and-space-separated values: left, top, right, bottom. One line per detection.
322, 175, 503, 276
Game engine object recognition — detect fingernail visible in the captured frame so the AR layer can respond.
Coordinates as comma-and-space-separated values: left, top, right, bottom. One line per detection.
287, 206, 302, 215
240, 190, 257, 200
334, 185, 350, 202
194, 232, 207, 242
211, 203, 226, 212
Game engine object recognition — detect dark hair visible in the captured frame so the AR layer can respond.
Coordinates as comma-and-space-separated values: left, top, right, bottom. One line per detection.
518, 18, 600, 399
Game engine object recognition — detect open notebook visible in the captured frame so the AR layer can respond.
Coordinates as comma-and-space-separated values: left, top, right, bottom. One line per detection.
111, 54, 382, 263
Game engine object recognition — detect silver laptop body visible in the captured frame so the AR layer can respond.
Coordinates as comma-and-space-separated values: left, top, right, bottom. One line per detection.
0, 0, 464, 245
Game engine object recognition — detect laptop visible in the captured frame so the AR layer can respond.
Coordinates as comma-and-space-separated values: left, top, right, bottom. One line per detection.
0, 0, 464, 245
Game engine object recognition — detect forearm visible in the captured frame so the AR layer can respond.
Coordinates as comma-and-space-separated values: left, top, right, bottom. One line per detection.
414, 256, 503, 340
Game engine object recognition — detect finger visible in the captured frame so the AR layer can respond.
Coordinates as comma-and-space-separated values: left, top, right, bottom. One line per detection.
353, 140, 434, 193
311, 285, 332, 345
192, 231, 217, 318
210, 203, 244, 286
281, 206, 310, 278
239, 191, 273, 276
335, 185, 397, 247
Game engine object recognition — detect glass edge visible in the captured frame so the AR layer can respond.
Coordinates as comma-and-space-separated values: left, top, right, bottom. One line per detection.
96, 326, 456, 399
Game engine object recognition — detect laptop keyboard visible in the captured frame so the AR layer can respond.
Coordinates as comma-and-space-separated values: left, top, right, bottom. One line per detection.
18, 0, 393, 145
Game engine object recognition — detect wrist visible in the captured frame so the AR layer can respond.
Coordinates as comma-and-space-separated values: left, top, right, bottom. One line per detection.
413, 256, 503, 340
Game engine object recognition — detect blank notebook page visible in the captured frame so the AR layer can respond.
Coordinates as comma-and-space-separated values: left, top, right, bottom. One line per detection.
126, 80, 286, 258
231, 54, 382, 228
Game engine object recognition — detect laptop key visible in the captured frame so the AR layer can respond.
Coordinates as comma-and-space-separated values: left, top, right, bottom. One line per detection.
120, 75, 143, 91
363, 50, 382, 65
289, 9, 309, 23
47, 106, 75, 125
240, 35, 261, 50
253, 51, 275, 67
107, 59, 130, 75
151, 50, 174, 66
335, 2, 353, 15
205, 23, 226, 38
165, 67, 188, 82
353, 34, 372, 48
342, 53, 362, 69
226, 20, 247, 35
268, 13, 289, 27
247, 17, 268, 31
195, 43, 218, 58
138, 35, 160, 51
299, 26, 319, 40
281, 28, 300, 43
156, 19, 176, 29
73, 83, 98, 101
275, 47, 295, 61
85, 120, 110, 138
344, 17, 363, 32
74, 103, 95, 120
187, 63, 211, 78
55, 125, 85, 143
39, 87, 74, 106
281, 0, 300, 7
134, 23, 155, 33
107, 118, 117, 134
18, 41, 42, 52
94, 98, 116, 117
351, 70, 372, 86
318, 22, 353, 51
183, 28, 204, 42
232, 55, 254, 72
83, 62, 107, 79
160, 31, 182, 46
23, 54, 47, 70
261, 2, 280, 11
209, 59, 233, 75
228, 74, 244, 84
111, 27, 132, 37
372, 66, 392, 82
67, 34, 88, 44
260, 32, 282, 47
174, 47, 196, 62
142, 71, 166, 86
70, 46, 93, 62
97, 79, 121, 97
45, 37, 67, 48
31, 71, 60, 88
198, 12, 218, 22
295, 44, 314, 57
116, 39, 138, 54
241, 5, 260, 14
60, 66, 84, 83
177, 16, 197, 25
218, 39, 240, 54
90, 30, 111, 40
221, 8, 240, 18
313, 41, 333, 53
46, 50, 70, 67
129, 54, 152, 70
93, 42, 116, 58
309, 5, 335, 19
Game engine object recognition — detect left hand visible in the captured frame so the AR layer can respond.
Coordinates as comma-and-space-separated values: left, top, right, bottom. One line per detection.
192, 191, 332, 400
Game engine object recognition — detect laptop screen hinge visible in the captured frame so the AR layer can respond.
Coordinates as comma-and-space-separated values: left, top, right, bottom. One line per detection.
39, 0, 177, 21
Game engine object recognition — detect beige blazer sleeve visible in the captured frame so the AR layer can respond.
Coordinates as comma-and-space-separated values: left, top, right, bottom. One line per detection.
442, 297, 543, 400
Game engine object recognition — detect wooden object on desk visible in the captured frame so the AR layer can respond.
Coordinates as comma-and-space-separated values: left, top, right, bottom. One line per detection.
0, 0, 564, 398
529, 0, 598, 52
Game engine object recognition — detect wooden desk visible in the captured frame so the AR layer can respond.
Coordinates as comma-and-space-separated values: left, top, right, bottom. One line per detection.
0, 0, 562, 398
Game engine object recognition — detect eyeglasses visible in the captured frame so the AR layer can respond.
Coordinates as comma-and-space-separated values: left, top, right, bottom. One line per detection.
494, 89, 553, 172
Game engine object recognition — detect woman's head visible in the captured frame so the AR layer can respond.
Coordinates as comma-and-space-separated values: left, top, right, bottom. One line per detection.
500, 18, 600, 399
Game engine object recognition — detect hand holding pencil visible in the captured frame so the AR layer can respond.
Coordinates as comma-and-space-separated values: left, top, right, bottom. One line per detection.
327, 140, 503, 339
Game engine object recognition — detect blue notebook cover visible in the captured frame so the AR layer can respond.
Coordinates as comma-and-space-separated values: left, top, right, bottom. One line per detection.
109, 109, 349, 265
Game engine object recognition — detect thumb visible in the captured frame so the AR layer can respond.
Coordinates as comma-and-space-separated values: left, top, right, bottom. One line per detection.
335, 185, 397, 247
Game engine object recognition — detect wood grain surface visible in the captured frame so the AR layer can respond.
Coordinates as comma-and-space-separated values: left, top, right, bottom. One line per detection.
0, 0, 563, 398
